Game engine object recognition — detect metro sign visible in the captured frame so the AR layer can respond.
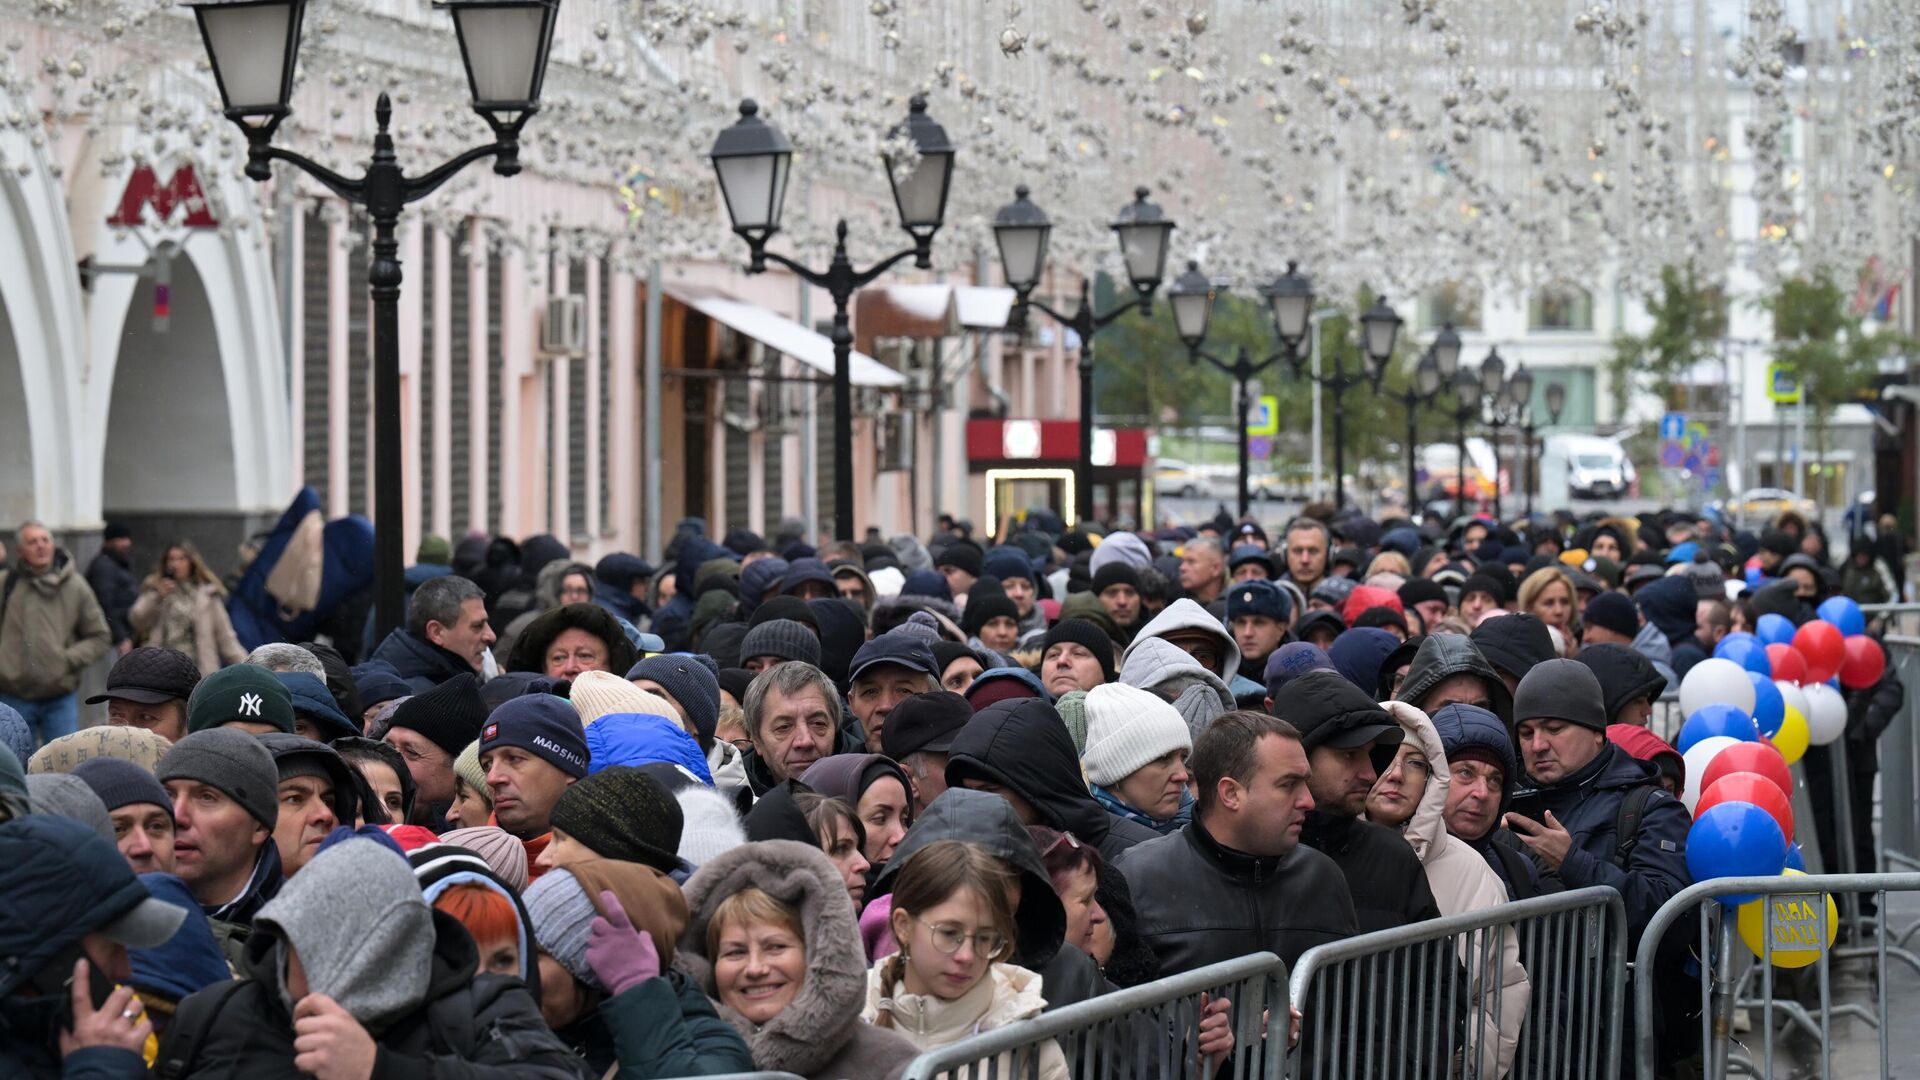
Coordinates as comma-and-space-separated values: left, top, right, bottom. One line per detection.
107, 163, 218, 229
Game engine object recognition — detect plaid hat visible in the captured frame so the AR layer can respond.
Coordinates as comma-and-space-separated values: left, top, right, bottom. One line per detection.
1583, 592, 1639, 639
625, 655, 722, 744
549, 766, 683, 874
157, 728, 280, 829
71, 757, 170, 813
740, 619, 821, 668
388, 673, 490, 758
87, 647, 201, 706
1228, 580, 1290, 622
1040, 620, 1115, 684
882, 691, 972, 760
186, 664, 294, 734
849, 633, 941, 685
481, 694, 589, 779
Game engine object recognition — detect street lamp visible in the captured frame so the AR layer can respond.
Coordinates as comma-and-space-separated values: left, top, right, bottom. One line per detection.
1286, 290, 1400, 510
1170, 260, 1317, 517
1450, 365, 1481, 519
1395, 342, 1454, 517
710, 96, 955, 542
1520, 379, 1566, 516
188, 0, 560, 641
991, 185, 1175, 524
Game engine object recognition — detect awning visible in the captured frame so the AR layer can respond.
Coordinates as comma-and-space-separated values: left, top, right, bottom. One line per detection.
956, 287, 1016, 330
855, 284, 1019, 338
665, 283, 906, 388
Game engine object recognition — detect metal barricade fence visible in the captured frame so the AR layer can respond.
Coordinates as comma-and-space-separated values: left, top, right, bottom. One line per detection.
1286, 887, 1628, 1080
1875, 630, 1920, 878
1632, 872, 1920, 1080
898, 951, 1287, 1080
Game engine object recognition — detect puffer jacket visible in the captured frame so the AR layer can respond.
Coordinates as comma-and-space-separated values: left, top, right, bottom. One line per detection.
1378, 702, 1529, 1079
129, 578, 247, 676
863, 960, 1068, 1080
0, 551, 113, 700
1394, 634, 1513, 724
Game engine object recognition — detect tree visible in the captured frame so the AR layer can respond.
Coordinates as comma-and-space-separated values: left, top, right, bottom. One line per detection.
1768, 273, 1913, 492
1607, 263, 1727, 416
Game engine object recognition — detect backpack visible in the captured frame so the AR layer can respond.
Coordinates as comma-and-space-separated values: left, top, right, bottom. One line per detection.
1612, 785, 1660, 867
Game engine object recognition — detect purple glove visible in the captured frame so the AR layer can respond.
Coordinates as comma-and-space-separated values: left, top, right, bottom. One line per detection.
586, 889, 661, 994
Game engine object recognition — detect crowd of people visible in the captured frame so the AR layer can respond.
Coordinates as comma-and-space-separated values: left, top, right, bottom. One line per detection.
0, 500, 1906, 1079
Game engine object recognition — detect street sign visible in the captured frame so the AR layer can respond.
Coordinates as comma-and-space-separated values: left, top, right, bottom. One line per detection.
1660, 412, 1686, 441
1767, 363, 1802, 404
1248, 395, 1280, 436
1248, 436, 1273, 460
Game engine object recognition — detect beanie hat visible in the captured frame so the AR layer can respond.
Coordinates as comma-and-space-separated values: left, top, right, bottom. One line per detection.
71, 757, 170, 813
186, 664, 294, 734
1512, 658, 1608, 732
352, 666, 412, 715
415, 534, 452, 565
1459, 572, 1509, 606
626, 655, 722, 744
1081, 683, 1193, 787
716, 668, 756, 705
526, 861, 689, 990
1041, 619, 1116, 683
1582, 592, 1639, 640
983, 549, 1037, 586
749, 596, 818, 632
1310, 576, 1358, 609
961, 585, 1020, 637
388, 673, 489, 758
1341, 586, 1404, 627
26, 726, 172, 776
934, 542, 984, 579
740, 619, 821, 669
549, 766, 684, 874
480, 694, 589, 779
1055, 690, 1091, 753
1092, 562, 1143, 596
569, 670, 676, 728
1264, 642, 1337, 703
1398, 578, 1448, 611
1470, 613, 1556, 683
156, 728, 280, 829
439, 825, 529, 892
453, 740, 488, 799
26, 774, 114, 842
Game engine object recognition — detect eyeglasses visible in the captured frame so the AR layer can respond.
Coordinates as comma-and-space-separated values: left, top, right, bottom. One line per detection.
1040, 830, 1082, 859
916, 917, 1006, 958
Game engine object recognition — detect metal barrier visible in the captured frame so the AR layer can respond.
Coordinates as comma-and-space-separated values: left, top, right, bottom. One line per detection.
1877, 632, 1920, 877
1631, 872, 1920, 1080
897, 951, 1287, 1080
1287, 886, 1628, 1080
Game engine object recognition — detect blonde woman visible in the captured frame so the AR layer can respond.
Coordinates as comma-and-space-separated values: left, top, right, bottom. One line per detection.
1514, 567, 1577, 656
128, 541, 245, 675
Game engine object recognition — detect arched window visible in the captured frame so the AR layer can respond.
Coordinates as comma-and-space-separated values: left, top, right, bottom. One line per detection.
1421, 281, 1483, 332
1529, 282, 1594, 332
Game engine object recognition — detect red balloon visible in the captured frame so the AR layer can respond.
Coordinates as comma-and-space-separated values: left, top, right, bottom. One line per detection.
1765, 644, 1807, 685
1698, 742, 1793, 803
1792, 622, 1845, 684
1697, 771, 1795, 841
1839, 635, 1886, 689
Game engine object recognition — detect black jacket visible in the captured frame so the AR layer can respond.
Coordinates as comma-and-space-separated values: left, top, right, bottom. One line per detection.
945, 698, 1159, 865
369, 628, 478, 693
1395, 633, 1513, 724
1298, 811, 1443, 933
157, 909, 587, 1080
1114, 816, 1357, 978
85, 550, 139, 645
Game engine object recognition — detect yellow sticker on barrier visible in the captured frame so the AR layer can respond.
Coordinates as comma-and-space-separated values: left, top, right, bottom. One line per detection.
1736, 870, 1837, 969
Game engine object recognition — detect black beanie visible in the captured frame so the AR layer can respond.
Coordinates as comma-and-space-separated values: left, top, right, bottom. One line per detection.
934, 543, 984, 578
1040, 619, 1116, 683
549, 766, 684, 873
388, 672, 489, 758
1397, 578, 1448, 610
1092, 562, 1143, 595
1459, 572, 1509, 606
750, 595, 819, 631
962, 582, 1020, 637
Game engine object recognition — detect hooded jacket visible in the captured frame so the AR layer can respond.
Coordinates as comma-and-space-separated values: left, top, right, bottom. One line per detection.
1117, 637, 1236, 737
944, 699, 1159, 865
1633, 576, 1708, 679
369, 627, 479, 693
1426, 704, 1542, 900
1121, 598, 1246, 682
1395, 634, 1514, 725
0, 550, 113, 700
1574, 644, 1669, 724
1376, 702, 1529, 1079
679, 841, 919, 1080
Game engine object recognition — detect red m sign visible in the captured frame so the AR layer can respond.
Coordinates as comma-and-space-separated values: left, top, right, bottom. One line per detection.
107, 163, 219, 228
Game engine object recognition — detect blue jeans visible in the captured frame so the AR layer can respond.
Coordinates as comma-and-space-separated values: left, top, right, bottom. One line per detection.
0, 691, 79, 749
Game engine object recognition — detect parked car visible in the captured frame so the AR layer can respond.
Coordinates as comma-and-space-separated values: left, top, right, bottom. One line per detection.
1725, 487, 1817, 523
1154, 459, 1212, 499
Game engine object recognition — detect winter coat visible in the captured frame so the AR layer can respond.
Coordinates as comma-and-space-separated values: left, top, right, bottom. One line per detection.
1377, 701, 1529, 1079
1117, 637, 1237, 737
1629, 621, 1680, 692
1426, 703, 1545, 900
862, 960, 1069, 1080
84, 548, 139, 646
945, 699, 1159, 865
156, 908, 587, 1080
1113, 815, 1357, 978
0, 551, 113, 700
558, 968, 756, 1079
369, 627, 478, 693
1395, 634, 1514, 723
1634, 577, 1707, 681
1298, 810, 1442, 933
679, 841, 919, 1080
129, 578, 247, 676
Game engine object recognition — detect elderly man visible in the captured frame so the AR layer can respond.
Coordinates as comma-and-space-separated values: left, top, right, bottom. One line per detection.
740, 662, 842, 795
89, 647, 200, 743
368, 575, 496, 691
848, 634, 939, 754
0, 521, 112, 745
1178, 538, 1228, 610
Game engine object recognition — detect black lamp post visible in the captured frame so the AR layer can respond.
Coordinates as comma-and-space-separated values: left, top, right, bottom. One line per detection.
188, 0, 561, 642
709, 97, 956, 543
1522, 381, 1566, 516
1450, 365, 1480, 520
1167, 260, 1315, 517
1395, 341, 1455, 515
990, 185, 1175, 525
1287, 292, 1403, 510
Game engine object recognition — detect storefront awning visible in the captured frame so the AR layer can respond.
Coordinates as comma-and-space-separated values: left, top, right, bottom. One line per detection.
665, 284, 906, 388
856, 284, 1019, 338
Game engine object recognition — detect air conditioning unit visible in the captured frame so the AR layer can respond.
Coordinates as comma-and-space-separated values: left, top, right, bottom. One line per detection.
541, 294, 586, 356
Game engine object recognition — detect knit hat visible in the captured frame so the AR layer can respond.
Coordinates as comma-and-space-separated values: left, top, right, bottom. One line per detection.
71, 757, 170, 813
625, 655, 722, 744
387, 673, 489, 758
453, 740, 488, 798
525, 860, 689, 989
186, 664, 295, 734
881, 691, 973, 760
1091, 561, 1142, 596
86, 647, 202, 706
1512, 658, 1608, 732
439, 825, 528, 892
900, 569, 952, 601
1055, 690, 1091, 753
1470, 613, 1555, 683
983, 549, 1036, 585
1582, 592, 1639, 640
481, 694, 589, 779
934, 542, 984, 578
351, 665, 412, 714
26, 773, 115, 842
1040, 620, 1116, 683
1341, 585, 1404, 626
1081, 683, 1192, 787
27, 726, 172, 776
740, 619, 821, 668
1459, 572, 1509, 606
961, 583, 1020, 637
156, 728, 280, 829
716, 668, 756, 706
1310, 576, 1359, 609
549, 766, 684, 874
1397, 578, 1448, 612
569, 670, 675, 728
0, 704, 27, 767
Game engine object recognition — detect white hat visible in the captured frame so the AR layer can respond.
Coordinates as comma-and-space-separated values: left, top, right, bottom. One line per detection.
1080, 683, 1193, 788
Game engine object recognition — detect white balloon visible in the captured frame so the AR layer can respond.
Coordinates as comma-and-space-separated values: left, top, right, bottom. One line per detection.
1680, 659, 1758, 718
1682, 736, 1745, 813
1802, 682, 1849, 746
1775, 681, 1811, 734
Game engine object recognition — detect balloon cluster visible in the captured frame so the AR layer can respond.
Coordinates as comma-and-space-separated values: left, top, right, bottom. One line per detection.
1671, 598, 1877, 965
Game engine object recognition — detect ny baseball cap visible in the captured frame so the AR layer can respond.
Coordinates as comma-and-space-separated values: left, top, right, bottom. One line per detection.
186, 664, 295, 734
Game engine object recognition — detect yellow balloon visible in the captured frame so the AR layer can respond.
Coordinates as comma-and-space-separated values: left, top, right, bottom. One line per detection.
1769, 705, 1809, 766
1736, 869, 1838, 968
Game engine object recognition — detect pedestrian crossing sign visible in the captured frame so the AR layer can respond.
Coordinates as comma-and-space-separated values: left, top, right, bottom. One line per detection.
1248, 395, 1280, 436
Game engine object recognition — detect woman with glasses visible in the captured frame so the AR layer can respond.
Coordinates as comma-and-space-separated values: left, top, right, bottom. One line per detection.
863, 840, 1070, 1080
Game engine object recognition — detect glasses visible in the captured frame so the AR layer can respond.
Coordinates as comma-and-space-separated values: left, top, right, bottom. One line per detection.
1040, 830, 1082, 858
916, 917, 1006, 958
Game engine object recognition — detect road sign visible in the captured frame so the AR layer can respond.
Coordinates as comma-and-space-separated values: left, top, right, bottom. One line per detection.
1767, 363, 1801, 404
1660, 412, 1686, 441
1248, 436, 1273, 460
1248, 395, 1280, 436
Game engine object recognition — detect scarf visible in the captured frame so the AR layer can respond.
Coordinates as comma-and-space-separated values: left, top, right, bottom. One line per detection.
1089, 783, 1193, 835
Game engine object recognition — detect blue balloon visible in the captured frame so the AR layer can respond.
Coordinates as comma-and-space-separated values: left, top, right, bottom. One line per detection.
1755, 612, 1797, 647
1816, 597, 1866, 637
1713, 633, 1773, 677
1745, 566, 1766, 588
1676, 704, 1759, 753
1687, 800, 1788, 905
1785, 842, 1806, 872
1746, 672, 1785, 738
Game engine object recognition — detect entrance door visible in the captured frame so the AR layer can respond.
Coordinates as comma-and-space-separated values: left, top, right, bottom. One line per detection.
984, 468, 1074, 538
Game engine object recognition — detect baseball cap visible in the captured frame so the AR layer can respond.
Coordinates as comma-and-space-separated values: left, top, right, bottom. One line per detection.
87, 647, 202, 706
848, 634, 940, 685
882, 691, 973, 760
186, 664, 295, 734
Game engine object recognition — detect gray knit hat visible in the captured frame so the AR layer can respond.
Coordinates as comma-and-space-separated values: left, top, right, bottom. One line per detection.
524, 868, 598, 986
738, 619, 821, 668
71, 757, 171, 813
625, 655, 722, 743
156, 728, 280, 829
26, 773, 114, 842
1512, 658, 1608, 732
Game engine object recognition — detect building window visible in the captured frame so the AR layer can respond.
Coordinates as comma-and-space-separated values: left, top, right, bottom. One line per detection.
1529, 283, 1595, 332
1422, 281, 1483, 332
1524, 367, 1597, 428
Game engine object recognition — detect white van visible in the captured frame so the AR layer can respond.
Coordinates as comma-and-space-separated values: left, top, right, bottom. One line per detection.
1538, 434, 1631, 504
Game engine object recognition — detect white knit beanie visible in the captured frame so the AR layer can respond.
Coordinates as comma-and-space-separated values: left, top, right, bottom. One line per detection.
1080, 682, 1193, 787
569, 670, 676, 727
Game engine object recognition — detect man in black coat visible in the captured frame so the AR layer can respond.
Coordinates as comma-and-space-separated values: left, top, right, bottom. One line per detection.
84, 523, 140, 654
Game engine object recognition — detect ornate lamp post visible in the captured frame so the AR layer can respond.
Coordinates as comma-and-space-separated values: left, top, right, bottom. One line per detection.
1522, 381, 1567, 515
1287, 293, 1402, 509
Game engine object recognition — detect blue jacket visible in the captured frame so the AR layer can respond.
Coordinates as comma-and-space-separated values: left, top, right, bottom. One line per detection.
368, 627, 476, 693
584, 713, 714, 784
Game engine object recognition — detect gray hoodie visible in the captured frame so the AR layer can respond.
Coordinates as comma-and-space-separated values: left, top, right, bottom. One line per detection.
1122, 598, 1244, 675
257, 837, 435, 1027
1118, 637, 1235, 737
1089, 532, 1154, 575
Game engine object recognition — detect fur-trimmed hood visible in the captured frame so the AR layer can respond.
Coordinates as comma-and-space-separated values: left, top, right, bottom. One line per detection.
1377, 701, 1450, 864
869, 595, 964, 640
